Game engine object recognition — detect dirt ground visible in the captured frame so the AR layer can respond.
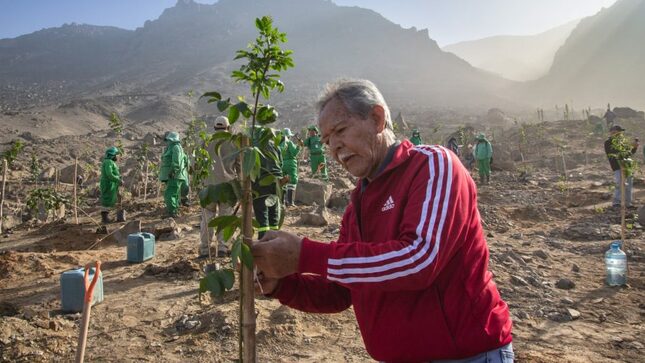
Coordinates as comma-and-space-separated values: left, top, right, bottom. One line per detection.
1, 127, 644, 362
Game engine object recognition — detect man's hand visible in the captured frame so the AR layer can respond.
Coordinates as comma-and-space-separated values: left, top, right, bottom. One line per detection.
255, 270, 280, 296
252, 230, 303, 279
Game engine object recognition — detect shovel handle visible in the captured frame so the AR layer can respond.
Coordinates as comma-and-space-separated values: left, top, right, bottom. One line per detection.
83, 261, 102, 303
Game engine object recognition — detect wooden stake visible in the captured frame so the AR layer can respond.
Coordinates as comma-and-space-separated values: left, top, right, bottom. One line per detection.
73, 158, 79, 224
620, 168, 626, 244
0, 159, 7, 234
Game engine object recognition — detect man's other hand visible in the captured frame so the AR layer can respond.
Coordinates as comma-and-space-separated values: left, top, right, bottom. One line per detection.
252, 230, 303, 279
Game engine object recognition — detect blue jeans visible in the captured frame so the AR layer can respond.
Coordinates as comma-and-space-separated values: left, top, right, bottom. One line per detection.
613, 170, 633, 207
433, 343, 514, 363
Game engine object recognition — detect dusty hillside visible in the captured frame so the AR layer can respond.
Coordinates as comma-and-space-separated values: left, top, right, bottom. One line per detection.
0, 117, 644, 362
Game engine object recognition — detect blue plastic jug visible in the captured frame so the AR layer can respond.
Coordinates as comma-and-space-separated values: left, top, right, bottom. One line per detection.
127, 232, 155, 263
60, 267, 104, 312
605, 241, 627, 286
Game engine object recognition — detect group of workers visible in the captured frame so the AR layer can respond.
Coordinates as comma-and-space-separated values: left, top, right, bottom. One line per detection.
98, 121, 330, 244
409, 128, 494, 184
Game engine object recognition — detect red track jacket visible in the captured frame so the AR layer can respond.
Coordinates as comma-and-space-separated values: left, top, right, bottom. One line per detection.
272, 141, 512, 362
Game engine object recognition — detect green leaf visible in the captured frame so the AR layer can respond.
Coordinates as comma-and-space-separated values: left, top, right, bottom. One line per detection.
235, 102, 252, 119
240, 242, 254, 270
217, 100, 230, 112
231, 238, 242, 269
199, 277, 208, 294
242, 148, 256, 177
228, 105, 240, 124
218, 269, 235, 290
208, 215, 240, 235
198, 187, 211, 208
205, 272, 223, 297
222, 224, 236, 242
201, 91, 221, 101
259, 174, 275, 186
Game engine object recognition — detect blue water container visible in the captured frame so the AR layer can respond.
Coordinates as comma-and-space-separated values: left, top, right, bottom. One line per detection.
60, 267, 104, 313
605, 241, 627, 286
127, 232, 155, 263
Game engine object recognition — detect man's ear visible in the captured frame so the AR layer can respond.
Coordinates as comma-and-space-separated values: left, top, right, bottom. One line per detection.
371, 105, 386, 132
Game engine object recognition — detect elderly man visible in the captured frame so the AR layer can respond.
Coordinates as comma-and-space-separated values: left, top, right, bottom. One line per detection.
252, 79, 513, 362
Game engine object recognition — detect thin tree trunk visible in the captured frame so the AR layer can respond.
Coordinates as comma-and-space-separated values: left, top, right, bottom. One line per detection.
561, 150, 568, 179
55, 168, 59, 191
143, 160, 149, 202
240, 138, 256, 362
73, 157, 79, 224
620, 168, 626, 244
0, 159, 7, 234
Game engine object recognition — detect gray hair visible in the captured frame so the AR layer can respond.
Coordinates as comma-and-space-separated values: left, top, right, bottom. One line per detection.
316, 79, 396, 143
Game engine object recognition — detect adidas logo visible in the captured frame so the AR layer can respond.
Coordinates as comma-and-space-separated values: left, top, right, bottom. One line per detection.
381, 196, 395, 212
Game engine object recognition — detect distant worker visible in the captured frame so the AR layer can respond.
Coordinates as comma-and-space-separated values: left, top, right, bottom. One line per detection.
446, 136, 460, 156
603, 104, 616, 129
159, 132, 188, 217
99, 146, 122, 224
604, 125, 638, 209
410, 128, 422, 145
200, 116, 238, 258
280, 128, 301, 207
252, 127, 283, 238
473, 133, 493, 184
303, 125, 328, 180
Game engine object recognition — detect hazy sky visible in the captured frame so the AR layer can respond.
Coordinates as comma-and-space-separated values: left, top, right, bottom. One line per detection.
0, 0, 617, 45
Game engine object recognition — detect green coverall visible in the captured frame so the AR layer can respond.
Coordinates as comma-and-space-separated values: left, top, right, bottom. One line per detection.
474, 137, 493, 183
100, 156, 121, 208
253, 139, 283, 238
280, 137, 300, 206
160, 140, 188, 216
304, 134, 327, 179
410, 131, 423, 146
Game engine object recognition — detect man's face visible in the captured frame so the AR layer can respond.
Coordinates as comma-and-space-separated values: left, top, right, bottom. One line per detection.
319, 97, 382, 179
308, 129, 316, 137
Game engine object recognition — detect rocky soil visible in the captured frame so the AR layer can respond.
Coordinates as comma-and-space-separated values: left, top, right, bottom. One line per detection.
1, 118, 644, 362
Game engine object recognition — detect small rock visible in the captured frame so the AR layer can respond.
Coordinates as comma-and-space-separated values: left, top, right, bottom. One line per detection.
533, 250, 550, 260
571, 264, 580, 273
560, 297, 574, 305
556, 278, 576, 290
49, 320, 61, 331
567, 308, 581, 320
511, 275, 529, 286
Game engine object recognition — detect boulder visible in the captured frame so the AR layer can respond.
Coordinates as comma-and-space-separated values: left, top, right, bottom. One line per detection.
144, 218, 181, 240
296, 178, 332, 206
59, 164, 87, 184
39, 167, 56, 181
327, 191, 350, 210
299, 205, 330, 227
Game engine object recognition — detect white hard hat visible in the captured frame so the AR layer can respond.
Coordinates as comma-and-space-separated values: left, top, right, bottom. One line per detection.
214, 116, 229, 129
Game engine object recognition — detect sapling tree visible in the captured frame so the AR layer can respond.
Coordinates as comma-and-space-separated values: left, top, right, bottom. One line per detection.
109, 112, 124, 154
197, 16, 294, 362
2, 139, 25, 170
608, 133, 638, 245
29, 151, 41, 183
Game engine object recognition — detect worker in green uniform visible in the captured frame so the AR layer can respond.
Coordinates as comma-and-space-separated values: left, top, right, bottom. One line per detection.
252, 127, 283, 238
473, 133, 493, 184
99, 146, 122, 224
410, 128, 423, 146
280, 128, 301, 207
303, 125, 328, 180
159, 132, 189, 217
